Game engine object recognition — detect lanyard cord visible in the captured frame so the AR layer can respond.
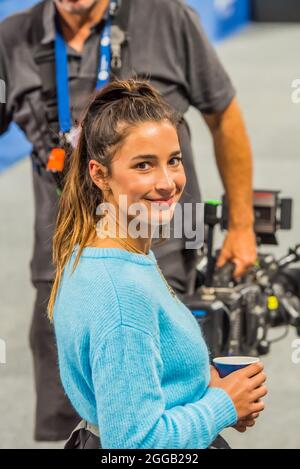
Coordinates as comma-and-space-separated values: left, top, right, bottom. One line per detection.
55, 0, 118, 135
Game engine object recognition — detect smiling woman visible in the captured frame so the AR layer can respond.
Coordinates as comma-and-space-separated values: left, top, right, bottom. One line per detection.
90, 119, 185, 236
48, 79, 246, 450
48, 79, 184, 318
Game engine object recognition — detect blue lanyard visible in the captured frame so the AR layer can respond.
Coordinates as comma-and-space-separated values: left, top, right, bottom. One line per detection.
55, 1, 117, 135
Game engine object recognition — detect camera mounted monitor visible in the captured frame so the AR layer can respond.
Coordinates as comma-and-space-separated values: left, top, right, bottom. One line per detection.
221, 190, 293, 245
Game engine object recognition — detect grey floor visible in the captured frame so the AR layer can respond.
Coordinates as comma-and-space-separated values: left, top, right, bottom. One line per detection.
1, 23, 300, 449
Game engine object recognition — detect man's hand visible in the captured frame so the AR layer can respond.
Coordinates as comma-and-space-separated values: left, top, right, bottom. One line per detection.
203, 98, 256, 280
216, 226, 257, 279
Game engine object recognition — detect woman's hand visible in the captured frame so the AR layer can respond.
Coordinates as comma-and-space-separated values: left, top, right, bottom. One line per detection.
209, 363, 267, 421
233, 412, 259, 433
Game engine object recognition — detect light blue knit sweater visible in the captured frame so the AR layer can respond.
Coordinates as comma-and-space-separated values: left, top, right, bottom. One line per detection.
53, 247, 237, 449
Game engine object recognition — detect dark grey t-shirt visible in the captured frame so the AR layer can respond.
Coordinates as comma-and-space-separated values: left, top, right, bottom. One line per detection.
0, 0, 235, 282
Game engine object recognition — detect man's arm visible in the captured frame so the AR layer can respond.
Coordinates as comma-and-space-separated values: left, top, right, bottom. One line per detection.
178, 6, 256, 277
203, 97, 256, 278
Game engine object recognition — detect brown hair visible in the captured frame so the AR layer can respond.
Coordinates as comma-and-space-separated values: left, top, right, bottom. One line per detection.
47, 79, 181, 319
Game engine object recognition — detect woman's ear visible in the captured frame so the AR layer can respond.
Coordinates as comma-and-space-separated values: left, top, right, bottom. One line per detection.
89, 160, 110, 192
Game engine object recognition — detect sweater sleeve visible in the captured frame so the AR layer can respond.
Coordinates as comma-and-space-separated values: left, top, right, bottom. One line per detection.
91, 325, 237, 449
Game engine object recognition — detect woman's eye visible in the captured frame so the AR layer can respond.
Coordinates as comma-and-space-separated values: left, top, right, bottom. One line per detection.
135, 162, 151, 170
169, 156, 183, 166
135, 157, 182, 170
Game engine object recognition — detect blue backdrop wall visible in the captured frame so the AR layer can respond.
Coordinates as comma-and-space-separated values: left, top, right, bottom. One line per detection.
189, 0, 250, 42
0, 0, 250, 172
0, 0, 38, 171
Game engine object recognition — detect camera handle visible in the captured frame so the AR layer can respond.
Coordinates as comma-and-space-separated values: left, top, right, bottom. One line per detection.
204, 201, 222, 287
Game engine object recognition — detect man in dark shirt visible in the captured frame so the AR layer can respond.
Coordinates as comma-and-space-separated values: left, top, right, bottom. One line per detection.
0, 0, 256, 441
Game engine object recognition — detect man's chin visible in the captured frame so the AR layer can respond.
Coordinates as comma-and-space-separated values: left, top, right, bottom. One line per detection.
56, 0, 98, 14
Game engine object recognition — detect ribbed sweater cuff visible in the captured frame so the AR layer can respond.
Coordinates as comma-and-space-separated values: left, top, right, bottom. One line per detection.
203, 387, 238, 434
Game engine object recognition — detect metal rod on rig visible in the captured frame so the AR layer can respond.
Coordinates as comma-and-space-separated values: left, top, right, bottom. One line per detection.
206, 224, 214, 287
204, 200, 221, 287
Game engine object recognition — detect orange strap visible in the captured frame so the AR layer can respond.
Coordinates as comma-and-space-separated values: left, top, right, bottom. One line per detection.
46, 148, 66, 172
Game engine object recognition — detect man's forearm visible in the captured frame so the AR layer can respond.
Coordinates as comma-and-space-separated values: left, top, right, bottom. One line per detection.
207, 98, 254, 230
203, 98, 257, 275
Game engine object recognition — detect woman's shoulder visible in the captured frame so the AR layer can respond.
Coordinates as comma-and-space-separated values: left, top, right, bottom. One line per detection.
54, 252, 121, 328
55, 247, 160, 340
69, 245, 158, 293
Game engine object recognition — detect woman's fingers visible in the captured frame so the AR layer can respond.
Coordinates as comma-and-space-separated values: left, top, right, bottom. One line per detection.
240, 412, 259, 421
234, 422, 247, 433
243, 362, 264, 378
237, 425, 247, 433
251, 371, 267, 389
251, 400, 265, 413
243, 418, 256, 427
234, 419, 256, 432
252, 384, 268, 401
234, 417, 257, 433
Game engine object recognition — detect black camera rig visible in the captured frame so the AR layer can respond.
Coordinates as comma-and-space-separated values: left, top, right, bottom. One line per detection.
183, 190, 300, 357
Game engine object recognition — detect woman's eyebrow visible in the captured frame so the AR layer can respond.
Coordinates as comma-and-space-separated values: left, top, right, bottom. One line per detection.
131, 150, 182, 161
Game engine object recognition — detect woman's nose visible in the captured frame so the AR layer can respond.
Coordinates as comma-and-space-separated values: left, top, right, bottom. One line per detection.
155, 167, 176, 192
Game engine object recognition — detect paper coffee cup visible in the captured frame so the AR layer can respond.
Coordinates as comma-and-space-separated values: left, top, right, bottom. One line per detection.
213, 356, 260, 378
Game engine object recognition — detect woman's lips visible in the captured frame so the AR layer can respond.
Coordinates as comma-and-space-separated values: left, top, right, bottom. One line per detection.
145, 197, 175, 207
